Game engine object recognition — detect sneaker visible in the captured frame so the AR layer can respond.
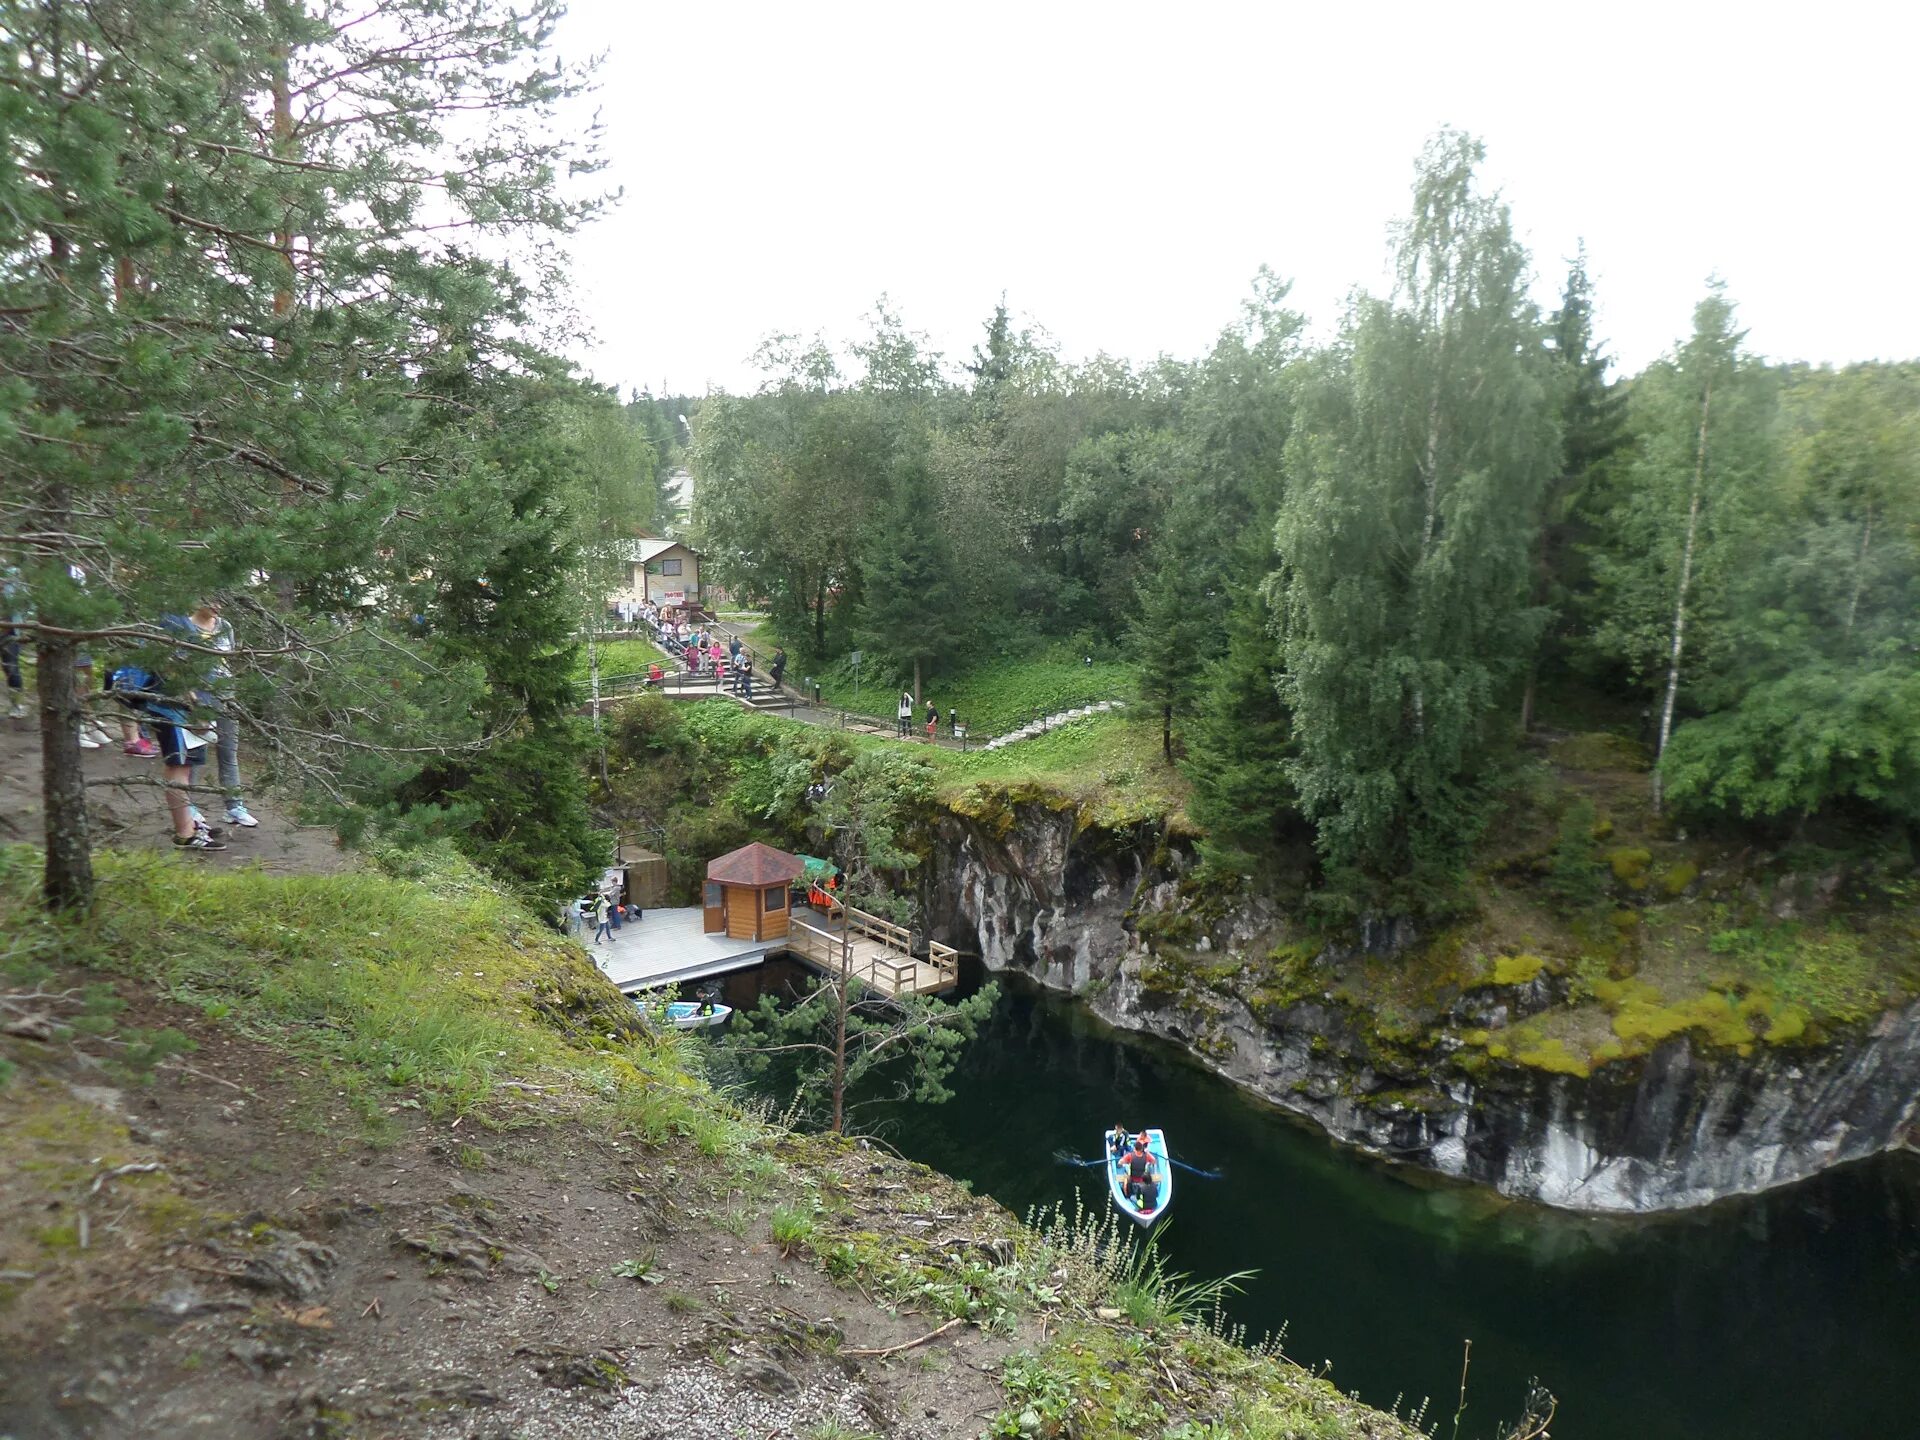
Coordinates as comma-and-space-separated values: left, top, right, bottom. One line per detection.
124, 737, 159, 757
188, 810, 226, 839
82, 724, 115, 747
225, 804, 258, 828
6, 698, 25, 720
77, 729, 102, 749
174, 830, 227, 851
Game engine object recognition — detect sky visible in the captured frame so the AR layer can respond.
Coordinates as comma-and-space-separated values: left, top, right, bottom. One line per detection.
554, 0, 1919, 397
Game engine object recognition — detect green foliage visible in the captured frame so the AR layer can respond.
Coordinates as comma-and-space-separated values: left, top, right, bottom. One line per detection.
1185, 585, 1297, 871
1545, 799, 1608, 911
1271, 132, 1560, 911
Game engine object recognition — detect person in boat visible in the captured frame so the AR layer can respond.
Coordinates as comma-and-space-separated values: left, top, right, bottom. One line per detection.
1122, 1133, 1159, 1211
1107, 1123, 1131, 1159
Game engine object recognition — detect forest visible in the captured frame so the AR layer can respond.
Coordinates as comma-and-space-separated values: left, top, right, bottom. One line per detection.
690, 133, 1920, 917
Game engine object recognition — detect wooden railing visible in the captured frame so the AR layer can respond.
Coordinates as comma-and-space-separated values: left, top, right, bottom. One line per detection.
927, 938, 959, 980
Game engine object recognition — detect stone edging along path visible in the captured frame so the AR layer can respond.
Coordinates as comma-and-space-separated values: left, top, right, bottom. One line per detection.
981, 699, 1126, 750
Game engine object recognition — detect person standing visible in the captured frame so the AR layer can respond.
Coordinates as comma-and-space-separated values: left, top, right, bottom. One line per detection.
897, 690, 912, 737
769, 647, 787, 691
738, 655, 754, 701
592, 892, 613, 945
176, 602, 256, 828
108, 661, 225, 850
1, 563, 27, 721
925, 700, 938, 741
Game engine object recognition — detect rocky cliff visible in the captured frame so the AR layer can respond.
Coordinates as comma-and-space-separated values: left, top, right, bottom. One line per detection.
926, 800, 1920, 1214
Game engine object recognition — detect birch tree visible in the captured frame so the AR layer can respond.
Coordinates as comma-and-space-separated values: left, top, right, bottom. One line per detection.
1270, 132, 1560, 910
1587, 284, 1776, 809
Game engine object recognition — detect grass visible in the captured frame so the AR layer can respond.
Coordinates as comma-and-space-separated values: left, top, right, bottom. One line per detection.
769, 1203, 815, 1256
932, 713, 1191, 829
573, 637, 671, 686
794, 646, 1135, 737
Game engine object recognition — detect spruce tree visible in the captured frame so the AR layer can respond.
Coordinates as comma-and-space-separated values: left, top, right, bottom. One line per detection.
854, 452, 962, 703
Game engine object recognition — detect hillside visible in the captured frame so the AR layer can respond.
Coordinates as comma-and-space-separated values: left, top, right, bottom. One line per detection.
0, 844, 1425, 1440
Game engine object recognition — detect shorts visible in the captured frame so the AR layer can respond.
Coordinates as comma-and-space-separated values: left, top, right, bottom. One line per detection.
151, 722, 207, 768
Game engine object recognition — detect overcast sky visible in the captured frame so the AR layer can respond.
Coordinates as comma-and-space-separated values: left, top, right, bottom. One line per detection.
554, 0, 1917, 397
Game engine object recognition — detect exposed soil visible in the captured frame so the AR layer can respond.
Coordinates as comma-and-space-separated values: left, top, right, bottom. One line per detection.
0, 970, 1031, 1439
0, 708, 351, 879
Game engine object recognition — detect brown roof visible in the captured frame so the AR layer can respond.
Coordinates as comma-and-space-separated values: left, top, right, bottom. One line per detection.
706, 842, 804, 887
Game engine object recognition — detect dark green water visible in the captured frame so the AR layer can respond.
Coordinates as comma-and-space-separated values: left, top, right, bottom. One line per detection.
824, 975, 1919, 1440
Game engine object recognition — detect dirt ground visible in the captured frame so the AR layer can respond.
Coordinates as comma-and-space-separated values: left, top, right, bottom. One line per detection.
0, 966, 1032, 1440
1, 707, 351, 879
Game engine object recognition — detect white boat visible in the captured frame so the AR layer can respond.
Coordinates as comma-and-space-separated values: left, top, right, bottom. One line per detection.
660, 1000, 732, 1031
1105, 1127, 1171, 1225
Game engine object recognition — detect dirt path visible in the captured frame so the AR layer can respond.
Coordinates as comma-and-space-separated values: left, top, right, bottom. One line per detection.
0, 710, 350, 877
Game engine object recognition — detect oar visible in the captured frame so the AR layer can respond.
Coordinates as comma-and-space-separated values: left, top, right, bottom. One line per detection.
1168, 1156, 1223, 1179
1052, 1147, 1109, 1169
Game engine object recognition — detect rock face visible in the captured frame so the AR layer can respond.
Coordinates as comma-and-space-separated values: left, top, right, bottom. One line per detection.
926, 802, 1920, 1215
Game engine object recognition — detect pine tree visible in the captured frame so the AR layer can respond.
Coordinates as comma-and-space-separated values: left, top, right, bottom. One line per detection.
1, 0, 604, 909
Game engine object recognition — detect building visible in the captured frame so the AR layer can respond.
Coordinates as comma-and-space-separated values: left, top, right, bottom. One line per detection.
703, 842, 804, 942
609, 536, 702, 611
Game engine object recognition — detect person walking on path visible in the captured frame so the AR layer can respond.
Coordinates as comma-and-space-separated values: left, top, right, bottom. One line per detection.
925, 700, 938, 742
770, 647, 787, 691
897, 691, 913, 737
738, 655, 754, 700
592, 893, 613, 945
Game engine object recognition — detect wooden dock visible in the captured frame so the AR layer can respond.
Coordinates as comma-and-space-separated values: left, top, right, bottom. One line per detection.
786, 904, 958, 998
593, 902, 957, 1000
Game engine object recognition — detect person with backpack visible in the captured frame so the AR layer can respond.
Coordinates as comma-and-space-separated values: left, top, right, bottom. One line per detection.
108, 662, 225, 850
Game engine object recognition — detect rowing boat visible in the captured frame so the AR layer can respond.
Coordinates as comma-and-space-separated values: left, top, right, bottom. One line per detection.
1105, 1127, 1171, 1225
639, 999, 732, 1030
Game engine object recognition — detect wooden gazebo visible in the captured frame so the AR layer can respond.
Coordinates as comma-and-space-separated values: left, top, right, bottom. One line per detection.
703, 842, 804, 942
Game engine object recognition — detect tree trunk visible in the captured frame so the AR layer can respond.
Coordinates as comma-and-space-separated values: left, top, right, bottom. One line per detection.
912, 656, 921, 708
831, 941, 850, 1133
1652, 376, 1712, 813
1843, 502, 1874, 643
1162, 702, 1173, 764
812, 578, 826, 652
38, 634, 94, 912
1518, 666, 1537, 737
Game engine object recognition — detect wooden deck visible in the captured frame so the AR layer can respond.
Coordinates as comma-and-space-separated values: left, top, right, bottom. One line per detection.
785, 905, 958, 998
591, 902, 958, 1000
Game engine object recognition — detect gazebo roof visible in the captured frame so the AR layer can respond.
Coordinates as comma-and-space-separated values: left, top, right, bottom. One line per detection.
706, 841, 804, 887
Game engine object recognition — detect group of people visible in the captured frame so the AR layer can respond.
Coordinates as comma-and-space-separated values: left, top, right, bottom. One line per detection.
105, 603, 259, 852
896, 692, 960, 742
608, 596, 665, 631
1107, 1124, 1161, 1212
6, 568, 256, 852
573, 886, 641, 944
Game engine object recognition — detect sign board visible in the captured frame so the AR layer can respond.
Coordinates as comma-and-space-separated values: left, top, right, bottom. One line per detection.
661, 590, 685, 605
849, 650, 862, 667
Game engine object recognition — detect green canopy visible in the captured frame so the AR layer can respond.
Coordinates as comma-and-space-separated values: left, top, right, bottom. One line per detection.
795, 854, 840, 884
